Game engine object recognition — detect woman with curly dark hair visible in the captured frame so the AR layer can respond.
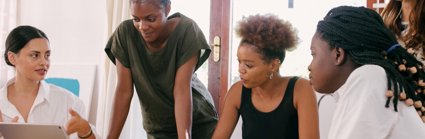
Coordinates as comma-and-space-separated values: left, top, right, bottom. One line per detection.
212, 14, 319, 139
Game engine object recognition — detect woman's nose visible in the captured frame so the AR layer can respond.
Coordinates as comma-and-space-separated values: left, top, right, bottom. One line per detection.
138, 22, 143, 30
238, 64, 246, 74
40, 56, 49, 66
138, 21, 148, 30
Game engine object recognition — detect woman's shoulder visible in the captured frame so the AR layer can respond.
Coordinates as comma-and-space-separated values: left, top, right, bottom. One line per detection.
350, 65, 386, 83
228, 81, 243, 94
226, 81, 244, 108
290, 76, 314, 97
340, 65, 387, 98
46, 83, 85, 108
120, 19, 135, 28
285, 76, 311, 90
111, 19, 136, 36
43, 81, 81, 101
168, 13, 193, 24
169, 12, 201, 31
288, 76, 307, 83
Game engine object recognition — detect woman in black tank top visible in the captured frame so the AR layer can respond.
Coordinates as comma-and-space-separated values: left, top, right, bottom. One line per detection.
212, 14, 319, 139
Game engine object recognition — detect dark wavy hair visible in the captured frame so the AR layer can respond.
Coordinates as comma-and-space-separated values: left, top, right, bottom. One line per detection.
236, 14, 298, 63
4, 25, 48, 66
381, 0, 425, 55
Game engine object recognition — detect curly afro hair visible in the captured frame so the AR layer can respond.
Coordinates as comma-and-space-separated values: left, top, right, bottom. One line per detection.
236, 14, 298, 63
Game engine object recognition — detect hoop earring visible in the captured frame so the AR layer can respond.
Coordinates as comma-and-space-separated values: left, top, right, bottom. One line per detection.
269, 72, 274, 80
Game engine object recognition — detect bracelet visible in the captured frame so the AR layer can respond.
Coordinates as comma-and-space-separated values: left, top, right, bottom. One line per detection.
78, 128, 93, 139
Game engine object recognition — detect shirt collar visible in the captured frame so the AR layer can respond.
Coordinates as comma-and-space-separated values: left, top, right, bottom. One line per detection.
0, 78, 51, 118
331, 65, 375, 103
330, 67, 362, 102
331, 86, 343, 102
34, 80, 51, 105
330, 77, 350, 102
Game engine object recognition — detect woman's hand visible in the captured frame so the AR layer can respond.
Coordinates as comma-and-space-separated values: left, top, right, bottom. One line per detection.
64, 109, 91, 137
0, 110, 19, 138
0, 109, 19, 122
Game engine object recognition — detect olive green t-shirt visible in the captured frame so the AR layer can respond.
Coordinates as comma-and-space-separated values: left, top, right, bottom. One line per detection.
105, 13, 217, 133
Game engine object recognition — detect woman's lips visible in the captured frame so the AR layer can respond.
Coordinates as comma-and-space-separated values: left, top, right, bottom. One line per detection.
240, 77, 247, 83
36, 69, 47, 76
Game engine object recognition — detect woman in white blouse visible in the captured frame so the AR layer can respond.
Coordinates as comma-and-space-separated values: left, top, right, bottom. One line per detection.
0, 25, 98, 139
308, 6, 425, 139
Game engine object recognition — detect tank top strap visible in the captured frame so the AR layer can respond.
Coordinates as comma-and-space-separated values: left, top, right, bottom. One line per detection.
281, 76, 299, 111
239, 85, 251, 114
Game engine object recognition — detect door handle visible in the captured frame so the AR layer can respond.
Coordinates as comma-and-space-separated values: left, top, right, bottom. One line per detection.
212, 36, 221, 62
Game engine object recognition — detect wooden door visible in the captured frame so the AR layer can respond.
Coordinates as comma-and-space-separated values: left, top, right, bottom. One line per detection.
209, 0, 231, 115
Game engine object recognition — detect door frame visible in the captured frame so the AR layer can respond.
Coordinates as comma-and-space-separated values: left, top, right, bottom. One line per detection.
208, 0, 231, 115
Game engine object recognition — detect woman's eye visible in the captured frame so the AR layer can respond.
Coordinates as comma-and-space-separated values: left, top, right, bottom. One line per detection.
246, 64, 253, 68
31, 53, 38, 58
147, 18, 155, 22
133, 18, 140, 22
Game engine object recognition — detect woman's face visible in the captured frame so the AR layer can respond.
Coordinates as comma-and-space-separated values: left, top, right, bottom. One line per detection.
237, 43, 273, 88
131, 1, 169, 44
8, 38, 50, 82
308, 33, 338, 94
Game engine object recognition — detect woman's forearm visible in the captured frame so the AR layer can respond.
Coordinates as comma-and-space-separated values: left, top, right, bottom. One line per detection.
174, 89, 193, 139
107, 90, 133, 139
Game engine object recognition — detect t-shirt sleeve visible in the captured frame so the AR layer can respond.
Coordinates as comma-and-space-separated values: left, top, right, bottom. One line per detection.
177, 20, 211, 71
105, 20, 132, 68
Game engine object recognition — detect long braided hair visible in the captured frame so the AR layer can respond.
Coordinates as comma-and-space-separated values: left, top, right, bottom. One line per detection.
317, 6, 425, 120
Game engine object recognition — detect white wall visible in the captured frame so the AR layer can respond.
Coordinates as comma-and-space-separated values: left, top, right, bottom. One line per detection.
19, 0, 108, 124
19, 0, 107, 65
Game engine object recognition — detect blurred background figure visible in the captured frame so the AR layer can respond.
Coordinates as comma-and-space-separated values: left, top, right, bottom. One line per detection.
381, 0, 425, 64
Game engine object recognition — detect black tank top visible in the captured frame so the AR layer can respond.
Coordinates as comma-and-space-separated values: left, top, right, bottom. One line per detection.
239, 77, 299, 139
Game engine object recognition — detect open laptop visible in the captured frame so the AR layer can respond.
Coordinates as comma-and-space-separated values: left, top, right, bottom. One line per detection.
0, 123, 69, 139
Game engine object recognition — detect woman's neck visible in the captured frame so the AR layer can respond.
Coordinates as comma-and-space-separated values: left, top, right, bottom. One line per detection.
146, 17, 179, 50
10, 75, 40, 97
148, 30, 169, 49
254, 74, 284, 98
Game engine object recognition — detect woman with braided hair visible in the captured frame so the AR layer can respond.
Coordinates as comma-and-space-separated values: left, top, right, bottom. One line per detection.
381, 0, 425, 65
308, 6, 425, 139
